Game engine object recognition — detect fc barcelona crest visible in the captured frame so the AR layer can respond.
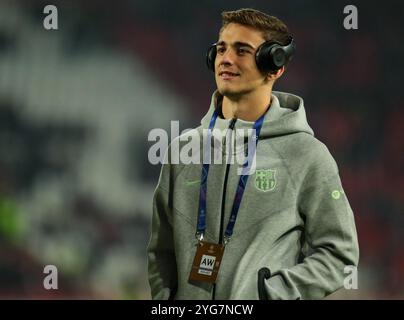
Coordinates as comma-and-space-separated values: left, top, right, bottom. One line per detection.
255, 169, 276, 192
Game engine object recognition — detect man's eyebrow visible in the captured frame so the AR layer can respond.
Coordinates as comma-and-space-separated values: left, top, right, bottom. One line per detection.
216, 41, 256, 49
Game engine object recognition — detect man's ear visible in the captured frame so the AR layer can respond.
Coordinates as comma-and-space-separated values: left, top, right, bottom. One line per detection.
267, 66, 285, 81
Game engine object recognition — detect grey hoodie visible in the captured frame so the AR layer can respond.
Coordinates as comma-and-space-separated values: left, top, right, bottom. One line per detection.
147, 91, 359, 300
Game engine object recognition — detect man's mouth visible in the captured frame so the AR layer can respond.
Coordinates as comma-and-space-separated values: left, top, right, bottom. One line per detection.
218, 71, 240, 80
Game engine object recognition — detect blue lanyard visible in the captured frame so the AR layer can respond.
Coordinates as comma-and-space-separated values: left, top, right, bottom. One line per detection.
196, 108, 266, 244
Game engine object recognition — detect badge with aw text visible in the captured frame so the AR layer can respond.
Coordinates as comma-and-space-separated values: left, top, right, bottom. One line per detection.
255, 169, 276, 192
189, 241, 225, 284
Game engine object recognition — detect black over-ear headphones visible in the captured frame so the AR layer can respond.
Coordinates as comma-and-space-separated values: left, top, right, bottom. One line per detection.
206, 37, 296, 74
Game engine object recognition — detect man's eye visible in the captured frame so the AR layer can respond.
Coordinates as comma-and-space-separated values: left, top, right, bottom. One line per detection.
237, 48, 249, 54
217, 47, 226, 54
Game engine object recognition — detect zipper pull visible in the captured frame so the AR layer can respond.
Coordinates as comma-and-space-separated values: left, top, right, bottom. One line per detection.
229, 118, 237, 130
223, 118, 237, 147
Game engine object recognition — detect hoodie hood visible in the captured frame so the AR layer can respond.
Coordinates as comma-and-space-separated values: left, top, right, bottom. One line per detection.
200, 91, 314, 138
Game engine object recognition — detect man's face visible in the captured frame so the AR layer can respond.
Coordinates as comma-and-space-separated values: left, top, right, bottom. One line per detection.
215, 23, 269, 99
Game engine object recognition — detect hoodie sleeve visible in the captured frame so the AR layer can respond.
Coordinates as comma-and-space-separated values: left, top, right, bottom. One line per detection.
264, 141, 360, 300
147, 152, 179, 300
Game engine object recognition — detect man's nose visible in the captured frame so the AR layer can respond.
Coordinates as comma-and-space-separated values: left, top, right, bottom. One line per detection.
218, 48, 236, 66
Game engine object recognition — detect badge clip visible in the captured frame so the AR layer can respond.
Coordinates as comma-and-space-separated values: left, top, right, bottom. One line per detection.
195, 231, 204, 242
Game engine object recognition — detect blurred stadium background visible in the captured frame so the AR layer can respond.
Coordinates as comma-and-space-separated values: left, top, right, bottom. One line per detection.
0, 0, 402, 299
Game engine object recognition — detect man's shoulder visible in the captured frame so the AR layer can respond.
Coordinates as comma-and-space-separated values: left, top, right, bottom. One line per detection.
273, 132, 330, 156
271, 132, 337, 172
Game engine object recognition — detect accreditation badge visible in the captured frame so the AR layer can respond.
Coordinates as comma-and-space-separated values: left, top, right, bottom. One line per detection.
188, 241, 225, 284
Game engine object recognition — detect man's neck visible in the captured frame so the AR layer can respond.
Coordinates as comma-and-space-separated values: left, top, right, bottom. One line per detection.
221, 89, 272, 122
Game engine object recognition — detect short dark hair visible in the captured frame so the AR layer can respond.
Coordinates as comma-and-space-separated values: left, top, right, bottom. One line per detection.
220, 8, 291, 46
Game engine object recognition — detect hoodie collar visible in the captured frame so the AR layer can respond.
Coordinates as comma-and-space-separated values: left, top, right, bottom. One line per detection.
200, 90, 314, 138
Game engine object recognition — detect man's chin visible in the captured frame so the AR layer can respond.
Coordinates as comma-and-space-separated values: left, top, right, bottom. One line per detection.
217, 87, 246, 99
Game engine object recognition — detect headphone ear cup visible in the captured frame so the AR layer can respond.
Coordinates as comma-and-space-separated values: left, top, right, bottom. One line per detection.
206, 44, 217, 71
271, 47, 287, 68
256, 42, 284, 74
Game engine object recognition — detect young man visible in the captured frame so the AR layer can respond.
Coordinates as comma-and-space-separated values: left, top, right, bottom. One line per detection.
147, 8, 359, 300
